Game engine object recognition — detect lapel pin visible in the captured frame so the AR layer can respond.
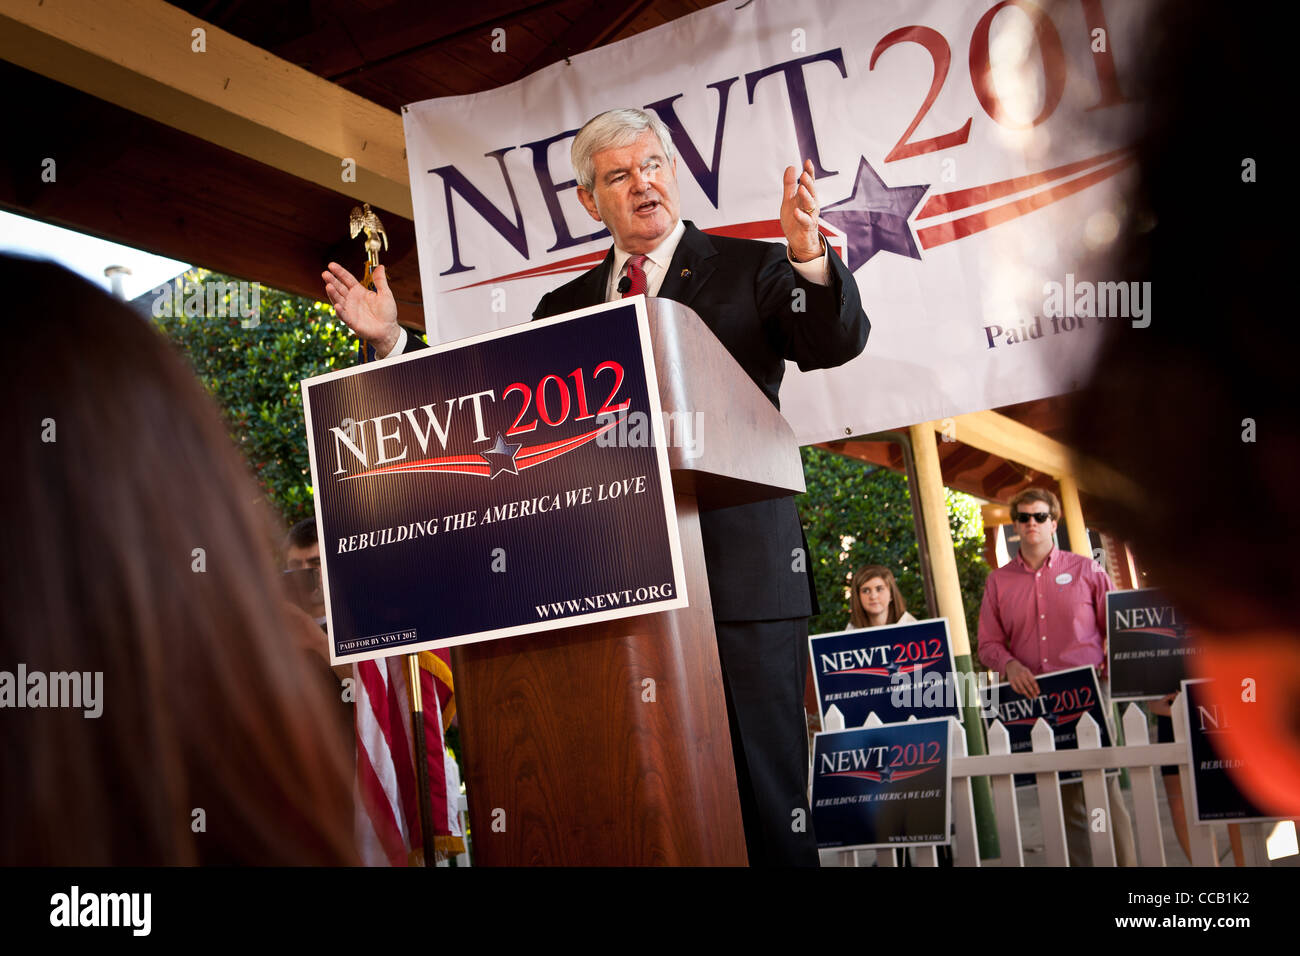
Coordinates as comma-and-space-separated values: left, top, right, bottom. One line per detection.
680, 268, 692, 279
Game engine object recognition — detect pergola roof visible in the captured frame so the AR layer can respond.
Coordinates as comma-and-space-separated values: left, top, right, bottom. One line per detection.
1, 0, 723, 326
819, 396, 1081, 510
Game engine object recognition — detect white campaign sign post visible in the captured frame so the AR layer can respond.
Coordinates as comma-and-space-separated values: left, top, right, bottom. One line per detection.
403, 0, 1148, 443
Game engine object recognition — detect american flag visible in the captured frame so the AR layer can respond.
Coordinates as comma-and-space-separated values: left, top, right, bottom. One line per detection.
354, 652, 464, 865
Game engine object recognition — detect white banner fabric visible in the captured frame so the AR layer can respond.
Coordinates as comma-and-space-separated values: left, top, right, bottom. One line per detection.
402, 0, 1147, 444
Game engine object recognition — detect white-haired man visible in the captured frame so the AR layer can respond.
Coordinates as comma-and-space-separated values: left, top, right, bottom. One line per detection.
323, 108, 869, 866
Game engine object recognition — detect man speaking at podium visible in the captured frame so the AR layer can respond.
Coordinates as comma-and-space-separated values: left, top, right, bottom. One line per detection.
324, 108, 869, 866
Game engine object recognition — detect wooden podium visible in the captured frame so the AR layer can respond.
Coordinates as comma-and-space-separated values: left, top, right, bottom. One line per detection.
451, 299, 805, 865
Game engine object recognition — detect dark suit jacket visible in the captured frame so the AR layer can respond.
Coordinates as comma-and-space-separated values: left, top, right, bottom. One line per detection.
538, 221, 868, 620
405, 221, 867, 619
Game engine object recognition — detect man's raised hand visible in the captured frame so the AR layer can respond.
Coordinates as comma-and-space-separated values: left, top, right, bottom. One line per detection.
780, 159, 823, 262
321, 262, 400, 357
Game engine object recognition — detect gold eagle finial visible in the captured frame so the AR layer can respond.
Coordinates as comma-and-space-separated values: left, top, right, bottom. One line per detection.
349, 203, 388, 272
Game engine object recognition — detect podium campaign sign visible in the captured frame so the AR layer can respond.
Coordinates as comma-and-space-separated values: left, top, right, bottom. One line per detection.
809, 619, 963, 726
302, 298, 687, 664
984, 666, 1114, 788
811, 717, 953, 850
1106, 588, 1202, 701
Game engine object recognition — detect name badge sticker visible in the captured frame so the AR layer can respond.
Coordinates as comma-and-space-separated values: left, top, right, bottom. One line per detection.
1055, 572, 1073, 585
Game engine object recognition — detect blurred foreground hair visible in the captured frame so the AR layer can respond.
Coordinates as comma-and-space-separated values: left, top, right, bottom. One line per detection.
1067, 0, 1290, 632
0, 255, 356, 865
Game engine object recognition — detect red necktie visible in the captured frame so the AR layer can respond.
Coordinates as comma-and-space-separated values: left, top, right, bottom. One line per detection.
623, 255, 648, 298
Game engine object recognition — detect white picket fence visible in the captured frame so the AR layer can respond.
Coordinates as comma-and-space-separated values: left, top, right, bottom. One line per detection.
823, 693, 1276, 867
434, 794, 471, 867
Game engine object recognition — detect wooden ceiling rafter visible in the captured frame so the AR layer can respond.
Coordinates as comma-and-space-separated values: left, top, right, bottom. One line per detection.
933, 441, 980, 480
513, 0, 658, 80
270, 0, 571, 87
815, 401, 1092, 525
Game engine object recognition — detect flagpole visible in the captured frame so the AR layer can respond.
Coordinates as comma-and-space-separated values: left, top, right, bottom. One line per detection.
406, 654, 439, 867
350, 204, 437, 866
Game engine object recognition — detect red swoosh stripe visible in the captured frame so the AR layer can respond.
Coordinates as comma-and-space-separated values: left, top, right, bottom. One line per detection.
705, 220, 844, 250
826, 771, 882, 781
828, 663, 925, 677
917, 156, 1134, 250
891, 766, 935, 781
916, 146, 1133, 220
450, 223, 846, 291
449, 249, 609, 291
339, 418, 621, 481
340, 455, 490, 480
515, 419, 620, 470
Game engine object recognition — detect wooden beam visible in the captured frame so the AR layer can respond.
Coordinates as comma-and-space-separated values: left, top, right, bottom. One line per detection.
0, 0, 411, 216
0, 62, 427, 331
981, 502, 1010, 528
908, 425, 971, 658
930, 410, 1142, 506
1058, 474, 1091, 558
931, 410, 1073, 480
979, 461, 1043, 502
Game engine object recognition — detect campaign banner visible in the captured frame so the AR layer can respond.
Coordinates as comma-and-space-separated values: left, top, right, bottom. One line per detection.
1107, 588, 1202, 701
1181, 679, 1278, 824
984, 665, 1113, 787
301, 298, 687, 664
810, 618, 966, 726
811, 717, 952, 850
403, 0, 1150, 444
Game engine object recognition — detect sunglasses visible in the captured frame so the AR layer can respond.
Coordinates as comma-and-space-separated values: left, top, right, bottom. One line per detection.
1014, 511, 1052, 524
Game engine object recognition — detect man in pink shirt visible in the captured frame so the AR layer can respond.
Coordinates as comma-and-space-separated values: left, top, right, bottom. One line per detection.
978, 488, 1136, 866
